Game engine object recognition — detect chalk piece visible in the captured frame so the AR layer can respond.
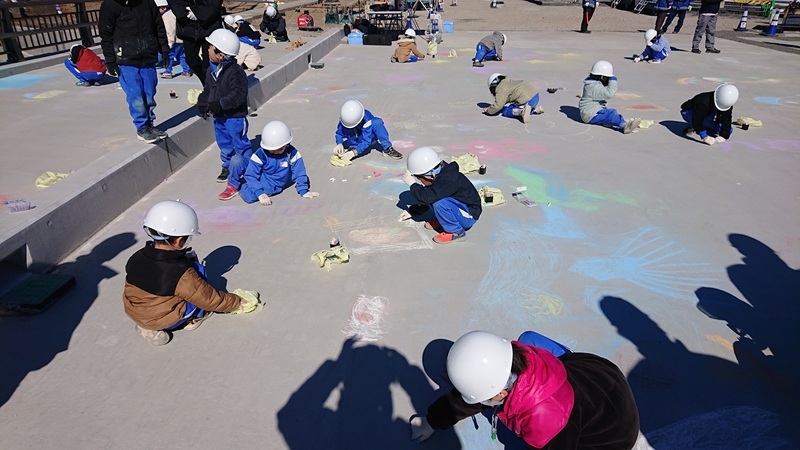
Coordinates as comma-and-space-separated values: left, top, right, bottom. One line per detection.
329, 177, 336, 182
515, 186, 528, 193
547, 202, 551, 207
342, 179, 347, 182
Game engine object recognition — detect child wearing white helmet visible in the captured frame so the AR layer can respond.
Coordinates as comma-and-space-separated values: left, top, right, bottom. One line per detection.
402, 147, 482, 244
196, 29, 251, 200
239, 121, 319, 205
634, 29, 670, 64
232, 14, 262, 48
156, 0, 191, 79
579, 60, 641, 134
391, 29, 426, 63
260, 5, 289, 42
680, 83, 738, 146
472, 31, 506, 67
484, 73, 543, 124
334, 100, 403, 161
124, 200, 255, 345
409, 330, 639, 447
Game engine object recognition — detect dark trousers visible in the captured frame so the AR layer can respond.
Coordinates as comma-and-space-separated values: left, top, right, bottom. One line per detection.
580, 6, 595, 32
654, 11, 669, 32
183, 38, 211, 87
662, 9, 687, 32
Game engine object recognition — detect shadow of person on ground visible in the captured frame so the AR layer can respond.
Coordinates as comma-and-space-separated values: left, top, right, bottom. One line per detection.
201, 245, 241, 292
695, 234, 800, 447
278, 338, 461, 450
559, 105, 583, 123
600, 295, 793, 449
0, 232, 137, 407
659, 119, 693, 139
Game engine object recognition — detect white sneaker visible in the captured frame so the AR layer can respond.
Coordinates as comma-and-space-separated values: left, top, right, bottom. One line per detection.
522, 104, 532, 123
622, 118, 642, 134
647, 59, 661, 64
135, 324, 170, 346
183, 312, 213, 331
533, 105, 544, 115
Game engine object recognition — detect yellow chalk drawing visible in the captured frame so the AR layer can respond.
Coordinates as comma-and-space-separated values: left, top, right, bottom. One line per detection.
706, 334, 734, 352
527, 59, 555, 64
615, 91, 641, 100
559, 53, 579, 57
30, 90, 66, 99
349, 227, 409, 245
522, 294, 564, 317
325, 216, 342, 227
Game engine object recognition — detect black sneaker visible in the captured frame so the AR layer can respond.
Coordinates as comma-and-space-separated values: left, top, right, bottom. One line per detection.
691, 48, 701, 54
217, 167, 230, 183
472, 60, 484, 67
382, 146, 403, 160
579, 29, 591, 34
136, 127, 160, 143
149, 126, 168, 139
706, 48, 720, 53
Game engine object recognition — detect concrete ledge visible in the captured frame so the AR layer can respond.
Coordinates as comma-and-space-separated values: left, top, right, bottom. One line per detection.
0, 27, 343, 274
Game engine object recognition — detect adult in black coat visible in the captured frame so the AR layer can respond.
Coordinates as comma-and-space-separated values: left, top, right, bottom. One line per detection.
167, 0, 222, 85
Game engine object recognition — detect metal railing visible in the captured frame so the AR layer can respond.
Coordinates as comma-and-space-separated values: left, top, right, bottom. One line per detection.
1, 0, 99, 63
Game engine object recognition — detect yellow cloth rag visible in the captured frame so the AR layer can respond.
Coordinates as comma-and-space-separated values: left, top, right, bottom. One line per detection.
737, 117, 762, 127
427, 40, 438, 57
311, 245, 350, 271
478, 186, 506, 206
267, 34, 277, 44
230, 289, 261, 314
330, 154, 352, 167
187, 88, 202, 105
448, 49, 457, 58
35, 171, 69, 188
453, 153, 481, 174
638, 119, 655, 129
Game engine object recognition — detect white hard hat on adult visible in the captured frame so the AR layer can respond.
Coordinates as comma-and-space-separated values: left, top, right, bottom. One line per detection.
714, 83, 739, 111
447, 331, 513, 404
260, 120, 293, 150
407, 146, 442, 176
487, 72, 504, 88
590, 60, 614, 77
266, 5, 277, 17
143, 200, 201, 238
206, 29, 240, 56
340, 100, 365, 128
644, 29, 658, 42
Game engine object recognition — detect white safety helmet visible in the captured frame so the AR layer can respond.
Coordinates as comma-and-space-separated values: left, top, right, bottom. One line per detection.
223, 15, 235, 27
234, 14, 244, 23
143, 200, 201, 238
487, 72, 504, 88
340, 100, 365, 129
206, 29, 240, 56
154, 0, 168, 7
260, 120, 293, 150
501, 33, 507, 44
404, 28, 416, 37
644, 29, 658, 42
714, 83, 739, 111
266, 5, 277, 17
447, 331, 513, 404
407, 146, 442, 176
590, 60, 614, 77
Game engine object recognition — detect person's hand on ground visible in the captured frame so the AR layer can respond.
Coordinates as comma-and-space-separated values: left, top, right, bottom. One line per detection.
702, 136, 717, 146
715, 136, 726, 143
339, 150, 356, 162
302, 191, 319, 199
410, 415, 435, 443
258, 193, 272, 206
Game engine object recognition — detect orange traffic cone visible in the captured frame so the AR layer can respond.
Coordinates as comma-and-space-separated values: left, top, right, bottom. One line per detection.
735, 8, 748, 31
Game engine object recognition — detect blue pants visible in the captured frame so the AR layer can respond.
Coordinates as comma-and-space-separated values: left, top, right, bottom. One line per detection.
662, 9, 687, 32
240, 174, 292, 203
404, 54, 419, 63
342, 117, 393, 156
239, 36, 261, 47
214, 116, 252, 188
589, 108, 626, 129
64, 59, 105, 83
164, 43, 190, 74
473, 43, 497, 62
518, 331, 571, 357
118, 64, 158, 132
642, 47, 668, 61
432, 197, 476, 234
165, 262, 208, 330
500, 93, 540, 118
681, 109, 732, 137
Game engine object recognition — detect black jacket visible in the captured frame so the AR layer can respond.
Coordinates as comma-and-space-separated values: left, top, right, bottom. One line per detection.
99, 0, 168, 66
260, 13, 288, 40
410, 161, 482, 220
681, 91, 733, 139
237, 20, 261, 40
167, 0, 221, 41
698, 0, 722, 14
197, 58, 249, 118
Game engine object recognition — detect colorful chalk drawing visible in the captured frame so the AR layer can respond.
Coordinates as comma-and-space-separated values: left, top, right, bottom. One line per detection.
24, 90, 67, 100
624, 104, 668, 111
717, 138, 800, 154
194, 205, 267, 233
615, 91, 642, 100
526, 59, 557, 64
0, 73, 53, 91
343, 294, 389, 341
571, 227, 718, 301
448, 139, 548, 162
505, 166, 639, 212
330, 215, 433, 255
754, 94, 800, 109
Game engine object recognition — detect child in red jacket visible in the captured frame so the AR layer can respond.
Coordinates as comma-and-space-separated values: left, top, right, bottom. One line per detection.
64, 44, 107, 86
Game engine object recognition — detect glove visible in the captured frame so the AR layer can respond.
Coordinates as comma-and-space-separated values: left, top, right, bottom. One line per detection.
106, 62, 119, 76
197, 104, 208, 117
339, 150, 356, 162
186, 7, 198, 21
402, 170, 417, 186
162, 52, 171, 66
333, 143, 345, 155
258, 193, 272, 206
302, 191, 320, 199
715, 136, 726, 143
208, 100, 222, 115
410, 416, 435, 443
702, 136, 717, 146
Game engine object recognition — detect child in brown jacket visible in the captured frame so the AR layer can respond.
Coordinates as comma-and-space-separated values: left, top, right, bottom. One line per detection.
391, 29, 425, 63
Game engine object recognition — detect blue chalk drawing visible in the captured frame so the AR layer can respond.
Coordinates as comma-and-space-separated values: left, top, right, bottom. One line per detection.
533, 205, 586, 239
0, 74, 54, 91
571, 227, 719, 300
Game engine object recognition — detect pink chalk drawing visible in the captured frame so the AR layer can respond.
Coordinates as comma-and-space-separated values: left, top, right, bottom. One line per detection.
624, 104, 668, 111
448, 139, 549, 162
343, 294, 389, 341
194, 205, 266, 233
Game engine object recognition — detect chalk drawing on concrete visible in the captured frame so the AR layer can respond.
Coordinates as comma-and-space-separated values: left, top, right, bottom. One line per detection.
331, 216, 433, 255
448, 139, 549, 162
24, 90, 67, 100
706, 334, 734, 352
0, 73, 53, 91
270, 98, 310, 104
571, 227, 718, 300
343, 294, 389, 341
624, 104, 668, 111
754, 95, 800, 109
615, 91, 641, 100
194, 205, 267, 233
717, 138, 800, 154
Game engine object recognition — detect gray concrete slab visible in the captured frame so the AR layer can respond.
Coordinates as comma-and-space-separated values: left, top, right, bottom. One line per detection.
0, 29, 799, 449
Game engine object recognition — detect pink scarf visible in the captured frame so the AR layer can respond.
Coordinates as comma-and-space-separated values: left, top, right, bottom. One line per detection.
498, 342, 575, 448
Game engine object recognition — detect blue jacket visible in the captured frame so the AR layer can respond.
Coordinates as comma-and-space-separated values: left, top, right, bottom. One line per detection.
655, 0, 672, 12
644, 35, 671, 58
672, 0, 690, 10
335, 109, 382, 154
243, 145, 310, 196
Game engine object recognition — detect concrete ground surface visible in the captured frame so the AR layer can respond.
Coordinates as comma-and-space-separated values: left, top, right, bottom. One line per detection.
1, 5, 800, 450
